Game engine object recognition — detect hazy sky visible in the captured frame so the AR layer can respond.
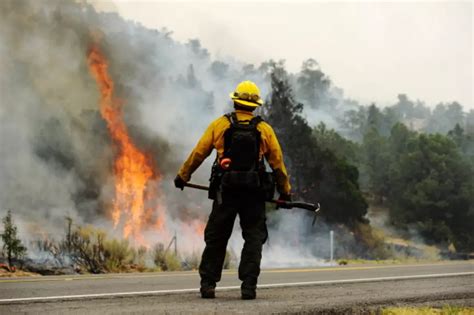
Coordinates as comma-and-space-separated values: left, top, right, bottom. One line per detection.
95, 1, 473, 109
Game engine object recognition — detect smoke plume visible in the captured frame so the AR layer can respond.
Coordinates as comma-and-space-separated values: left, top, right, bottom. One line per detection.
0, 0, 367, 267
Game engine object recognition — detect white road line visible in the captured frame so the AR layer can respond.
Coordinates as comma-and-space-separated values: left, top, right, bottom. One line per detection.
1, 262, 471, 284
1, 271, 473, 304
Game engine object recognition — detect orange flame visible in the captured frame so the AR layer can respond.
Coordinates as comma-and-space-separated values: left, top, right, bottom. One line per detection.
194, 221, 206, 237
87, 44, 164, 242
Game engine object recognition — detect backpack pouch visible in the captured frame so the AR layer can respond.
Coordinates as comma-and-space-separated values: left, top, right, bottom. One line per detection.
221, 171, 261, 191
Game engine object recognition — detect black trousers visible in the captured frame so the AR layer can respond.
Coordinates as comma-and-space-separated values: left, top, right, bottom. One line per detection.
199, 192, 268, 290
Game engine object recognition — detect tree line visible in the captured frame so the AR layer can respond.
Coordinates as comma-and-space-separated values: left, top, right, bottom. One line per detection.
263, 62, 474, 253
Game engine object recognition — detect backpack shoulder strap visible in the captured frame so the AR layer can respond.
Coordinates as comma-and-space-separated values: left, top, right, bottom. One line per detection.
224, 112, 240, 126
249, 115, 263, 128
225, 112, 262, 128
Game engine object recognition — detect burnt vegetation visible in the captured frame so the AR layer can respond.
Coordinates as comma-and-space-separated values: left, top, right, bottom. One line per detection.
1, 216, 202, 274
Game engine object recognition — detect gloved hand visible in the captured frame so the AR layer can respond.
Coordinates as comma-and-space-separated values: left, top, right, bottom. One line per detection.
174, 175, 186, 190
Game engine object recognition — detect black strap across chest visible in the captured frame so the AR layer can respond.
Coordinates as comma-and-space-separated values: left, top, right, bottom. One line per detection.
224, 112, 263, 129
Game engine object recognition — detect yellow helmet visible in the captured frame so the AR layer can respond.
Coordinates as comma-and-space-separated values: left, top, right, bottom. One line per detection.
229, 80, 264, 107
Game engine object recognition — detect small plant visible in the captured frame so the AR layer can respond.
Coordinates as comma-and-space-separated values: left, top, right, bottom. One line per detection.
182, 251, 200, 271
153, 243, 181, 271
354, 222, 391, 259
131, 246, 148, 272
34, 237, 68, 265
1, 210, 27, 269
103, 239, 133, 272
68, 225, 107, 273
64, 220, 154, 273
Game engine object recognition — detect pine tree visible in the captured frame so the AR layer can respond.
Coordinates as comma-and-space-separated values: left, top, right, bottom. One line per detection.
1, 210, 27, 268
263, 63, 368, 225
387, 132, 474, 251
261, 62, 313, 194
296, 59, 332, 109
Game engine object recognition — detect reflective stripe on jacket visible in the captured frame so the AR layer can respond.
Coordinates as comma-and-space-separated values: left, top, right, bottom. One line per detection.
178, 110, 291, 195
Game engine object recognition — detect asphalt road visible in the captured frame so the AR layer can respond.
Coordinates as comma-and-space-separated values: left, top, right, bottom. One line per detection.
1, 261, 473, 314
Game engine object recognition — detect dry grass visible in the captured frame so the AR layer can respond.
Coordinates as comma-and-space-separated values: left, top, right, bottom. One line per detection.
336, 257, 445, 266
381, 306, 474, 315
0, 269, 40, 277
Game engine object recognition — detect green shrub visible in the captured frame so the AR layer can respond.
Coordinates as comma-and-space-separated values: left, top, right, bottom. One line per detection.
68, 225, 107, 273
68, 224, 138, 273
163, 253, 181, 271
131, 246, 148, 271
354, 222, 391, 259
152, 243, 181, 271
103, 239, 133, 272
1, 210, 27, 268
182, 251, 200, 271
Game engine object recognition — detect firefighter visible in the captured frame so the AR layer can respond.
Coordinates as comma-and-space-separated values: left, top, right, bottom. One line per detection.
174, 80, 291, 300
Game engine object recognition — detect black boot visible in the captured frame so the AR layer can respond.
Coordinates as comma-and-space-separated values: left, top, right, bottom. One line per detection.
200, 280, 216, 299
200, 287, 216, 299
241, 281, 256, 300
241, 288, 256, 300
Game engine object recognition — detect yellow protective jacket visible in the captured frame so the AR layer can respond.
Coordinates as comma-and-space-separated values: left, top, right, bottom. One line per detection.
178, 110, 291, 195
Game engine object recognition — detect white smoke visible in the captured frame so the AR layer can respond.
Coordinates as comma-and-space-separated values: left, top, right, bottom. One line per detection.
0, 0, 338, 268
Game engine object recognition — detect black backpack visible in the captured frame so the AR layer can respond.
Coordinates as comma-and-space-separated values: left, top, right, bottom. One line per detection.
223, 112, 262, 172
209, 112, 275, 200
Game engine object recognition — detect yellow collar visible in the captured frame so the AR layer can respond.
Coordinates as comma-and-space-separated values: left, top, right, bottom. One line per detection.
234, 110, 254, 117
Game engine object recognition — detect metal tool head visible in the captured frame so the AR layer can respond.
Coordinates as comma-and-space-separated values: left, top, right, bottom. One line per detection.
315, 202, 321, 213
312, 203, 321, 226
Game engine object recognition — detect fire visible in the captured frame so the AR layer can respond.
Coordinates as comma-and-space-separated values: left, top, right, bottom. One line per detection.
194, 221, 206, 237
87, 44, 165, 242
